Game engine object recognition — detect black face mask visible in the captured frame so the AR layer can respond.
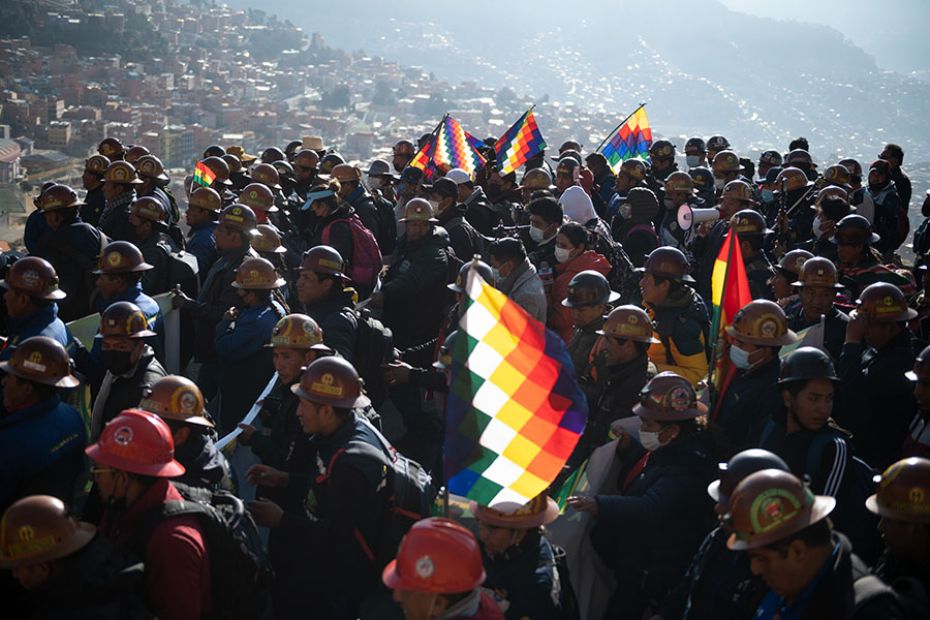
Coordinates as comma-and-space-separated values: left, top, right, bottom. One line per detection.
102, 349, 136, 375
486, 184, 503, 201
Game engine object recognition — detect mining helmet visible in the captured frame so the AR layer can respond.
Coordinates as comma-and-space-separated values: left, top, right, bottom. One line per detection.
619, 159, 647, 181
707, 449, 790, 508
685, 137, 706, 154
331, 164, 362, 183
292, 356, 370, 409
85, 409, 185, 478
522, 167, 553, 190
268, 314, 330, 352
249, 163, 281, 191
239, 183, 278, 213
706, 135, 730, 152
299, 245, 347, 279
84, 154, 110, 176
188, 187, 222, 213
433, 330, 458, 371
200, 156, 232, 187
222, 153, 242, 174
0, 336, 78, 388
664, 171, 695, 194
838, 158, 862, 179
729, 209, 772, 236
0, 256, 66, 300
726, 469, 835, 550
778, 347, 839, 385
99, 301, 156, 338
689, 167, 714, 191
260, 146, 286, 164
775, 249, 813, 279
131, 196, 168, 226
759, 150, 783, 168
217, 204, 259, 235
39, 184, 85, 211
97, 137, 125, 159
400, 198, 438, 223
830, 214, 879, 246
103, 161, 142, 186
232, 257, 286, 290
295, 149, 321, 170
822, 164, 851, 188
649, 140, 675, 160
382, 518, 485, 594
722, 180, 754, 203
272, 160, 295, 181
636, 246, 695, 283
140, 375, 213, 428
0, 496, 96, 569
726, 299, 799, 346
856, 282, 917, 323
792, 256, 843, 289
319, 153, 346, 176
135, 154, 169, 183
774, 167, 814, 193
251, 224, 287, 254
633, 372, 707, 421
785, 149, 816, 169
202, 145, 226, 159
448, 259, 493, 294
94, 241, 153, 274
866, 457, 930, 524
596, 305, 659, 344
562, 270, 620, 307
712, 150, 744, 174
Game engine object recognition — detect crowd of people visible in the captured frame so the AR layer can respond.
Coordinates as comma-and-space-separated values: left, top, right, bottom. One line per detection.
1, 131, 929, 620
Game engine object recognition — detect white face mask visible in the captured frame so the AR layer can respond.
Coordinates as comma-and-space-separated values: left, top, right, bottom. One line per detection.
686, 155, 702, 168
729, 343, 752, 369
714, 177, 726, 191
812, 215, 826, 239
639, 429, 663, 452
619, 204, 633, 219
554, 247, 572, 263
529, 225, 547, 242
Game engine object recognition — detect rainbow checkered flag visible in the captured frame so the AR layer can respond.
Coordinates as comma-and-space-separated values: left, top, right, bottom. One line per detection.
598, 104, 652, 174
444, 262, 588, 505
433, 115, 487, 179
495, 109, 547, 175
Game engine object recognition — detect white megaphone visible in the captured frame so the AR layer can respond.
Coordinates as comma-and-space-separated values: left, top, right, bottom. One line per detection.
677, 204, 720, 231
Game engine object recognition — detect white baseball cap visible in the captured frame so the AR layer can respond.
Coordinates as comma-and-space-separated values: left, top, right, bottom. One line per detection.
444, 168, 472, 185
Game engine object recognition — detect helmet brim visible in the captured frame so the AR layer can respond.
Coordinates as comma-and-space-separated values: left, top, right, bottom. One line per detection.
0, 279, 68, 300
790, 280, 844, 290
84, 444, 186, 478
231, 277, 287, 290
471, 497, 560, 529
633, 400, 708, 422
0, 520, 95, 569
829, 232, 880, 245
727, 495, 836, 550
291, 383, 371, 409
725, 326, 800, 346
0, 360, 80, 388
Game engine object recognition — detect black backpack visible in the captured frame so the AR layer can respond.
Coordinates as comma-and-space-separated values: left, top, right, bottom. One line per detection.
133, 485, 272, 620
325, 420, 435, 570
354, 307, 396, 407
164, 245, 200, 297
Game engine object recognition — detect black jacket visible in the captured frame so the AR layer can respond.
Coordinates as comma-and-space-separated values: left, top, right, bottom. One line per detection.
382, 227, 451, 349
34, 216, 103, 322
436, 203, 482, 262
91, 346, 167, 440
173, 428, 232, 492
463, 187, 499, 236
305, 289, 358, 363
481, 531, 561, 620
787, 305, 850, 363
715, 355, 782, 456
838, 329, 917, 470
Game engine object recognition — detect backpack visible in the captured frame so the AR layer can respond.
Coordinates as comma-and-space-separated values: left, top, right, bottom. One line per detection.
322, 420, 435, 570
592, 231, 638, 303
353, 307, 396, 407
133, 485, 273, 620
551, 544, 581, 620
322, 216, 383, 289
163, 244, 200, 296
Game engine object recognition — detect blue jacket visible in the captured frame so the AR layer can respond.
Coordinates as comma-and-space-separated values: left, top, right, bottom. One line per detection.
481, 532, 562, 620
186, 221, 218, 283
0, 303, 72, 361
0, 394, 86, 513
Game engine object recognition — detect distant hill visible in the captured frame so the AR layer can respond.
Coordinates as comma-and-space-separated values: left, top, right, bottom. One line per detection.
227, 0, 930, 164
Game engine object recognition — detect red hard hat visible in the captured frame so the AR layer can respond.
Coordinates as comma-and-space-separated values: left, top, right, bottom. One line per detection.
85, 409, 185, 478
382, 517, 485, 593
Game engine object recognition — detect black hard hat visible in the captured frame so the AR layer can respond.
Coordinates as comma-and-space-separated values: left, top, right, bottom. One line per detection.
561, 270, 620, 308
830, 214, 879, 246
684, 137, 706, 153
778, 346, 840, 385
448, 259, 493, 293
707, 449, 790, 506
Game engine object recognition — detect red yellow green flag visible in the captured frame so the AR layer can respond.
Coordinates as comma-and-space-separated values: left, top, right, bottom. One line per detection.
193, 161, 216, 187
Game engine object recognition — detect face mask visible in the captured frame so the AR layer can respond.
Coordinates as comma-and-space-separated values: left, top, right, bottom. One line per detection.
762, 189, 775, 203
714, 177, 726, 191
639, 429, 663, 452
529, 225, 546, 242
812, 215, 826, 239
487, 184, 503, 200
491, 267, 502, 283
102, 349, 136, 375
368, 177, 383, 190
619, 204, 633, 219
686, 155, 702, 168
729, 343, 751, 370
554, 247, 572, 263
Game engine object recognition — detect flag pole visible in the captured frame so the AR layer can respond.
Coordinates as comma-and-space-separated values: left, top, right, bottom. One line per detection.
595, 102, 647, 154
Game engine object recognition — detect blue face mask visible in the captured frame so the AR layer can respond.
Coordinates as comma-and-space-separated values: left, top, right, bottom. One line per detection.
491, 267, 502, 283
762, 189, 775, 203
729, 343, 752, 370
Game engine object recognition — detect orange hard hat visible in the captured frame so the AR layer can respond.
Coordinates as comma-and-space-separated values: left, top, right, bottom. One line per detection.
382, 517, 485, 593
85, 409, 185, 478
